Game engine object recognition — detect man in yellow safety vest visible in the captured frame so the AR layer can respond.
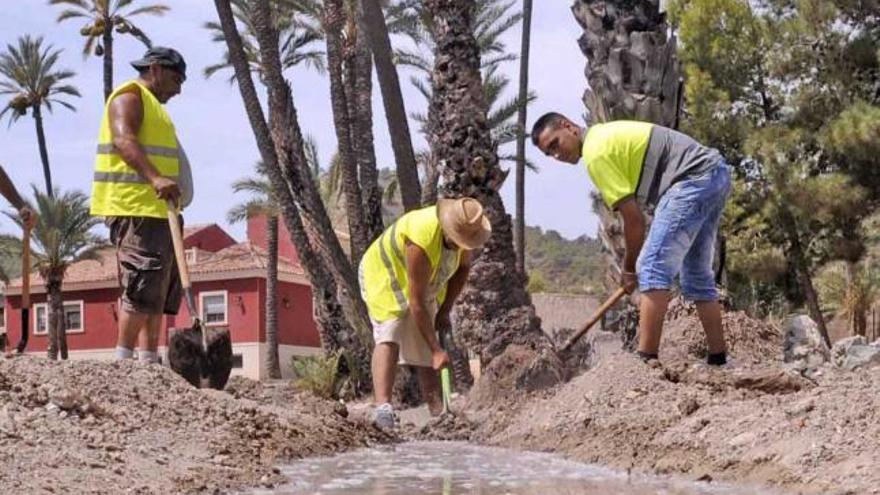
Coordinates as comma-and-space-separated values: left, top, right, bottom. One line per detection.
90, 47, 192, 365
359, 197, 491, 429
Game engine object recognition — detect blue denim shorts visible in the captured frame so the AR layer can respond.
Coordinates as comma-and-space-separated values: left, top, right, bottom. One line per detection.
636, 163, 732, 301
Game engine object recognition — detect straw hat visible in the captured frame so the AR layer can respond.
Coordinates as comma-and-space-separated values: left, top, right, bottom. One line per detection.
437, 197, 492, 250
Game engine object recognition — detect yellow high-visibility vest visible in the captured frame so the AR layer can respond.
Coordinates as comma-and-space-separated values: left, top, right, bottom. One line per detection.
90, 80, 180, 218
359, 205, 462, 322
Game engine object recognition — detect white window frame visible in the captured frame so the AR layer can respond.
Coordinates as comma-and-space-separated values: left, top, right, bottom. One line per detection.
199, 290, 228, 326
185, 248, 198, 265
33, 300, 85, 335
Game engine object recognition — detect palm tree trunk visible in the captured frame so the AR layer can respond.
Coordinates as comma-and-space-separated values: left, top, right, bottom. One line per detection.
102, 22, 113, 101
213, 0, 373, 389
32, 105, 53, 198
352, 1, 384, 243
265, 214, 281, 378
46, 280, 63, 360
514, 0, 532, 275
323, 0, 370, 264
425, 0, 552, 370
360, 0, 422, 210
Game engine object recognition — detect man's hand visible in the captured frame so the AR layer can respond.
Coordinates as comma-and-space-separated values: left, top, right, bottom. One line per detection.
620, 270, 638, 294
151, 176, 181, 203
431, 349, 450, 371
19, 206, 36, 231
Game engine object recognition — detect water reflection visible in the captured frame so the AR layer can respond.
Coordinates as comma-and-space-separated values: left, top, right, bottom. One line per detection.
252, 441, 779, 495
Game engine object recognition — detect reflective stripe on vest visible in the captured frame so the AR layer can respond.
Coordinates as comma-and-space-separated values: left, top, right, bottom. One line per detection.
90, 80, 180, 219
359, 205, 461, 322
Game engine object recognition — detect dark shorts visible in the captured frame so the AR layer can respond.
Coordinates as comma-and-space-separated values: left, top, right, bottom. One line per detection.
107, 216, 182, 315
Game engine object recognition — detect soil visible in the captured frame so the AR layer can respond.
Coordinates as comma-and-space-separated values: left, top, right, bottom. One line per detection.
3, 309, 879, 494
450, 310, 880, 495
0, 356, 385, 494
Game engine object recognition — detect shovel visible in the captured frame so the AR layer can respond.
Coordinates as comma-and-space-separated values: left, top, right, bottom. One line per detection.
14, 223, 31, 354
439, 328, 453, 415
560, 287, 628, 352
165, 201, 233, 390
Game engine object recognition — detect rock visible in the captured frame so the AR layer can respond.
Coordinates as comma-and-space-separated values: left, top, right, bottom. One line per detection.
677, 397, 700, 416
783, 315, 829, 371
831, 336, 880, 371
48, 386, 84, 411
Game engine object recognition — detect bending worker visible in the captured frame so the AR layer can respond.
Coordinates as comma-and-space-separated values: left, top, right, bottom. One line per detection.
359, 197, 491, 429
532, 113, 731, 366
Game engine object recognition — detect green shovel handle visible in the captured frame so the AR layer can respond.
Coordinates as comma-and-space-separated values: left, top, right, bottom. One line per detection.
440, 366, 452, 413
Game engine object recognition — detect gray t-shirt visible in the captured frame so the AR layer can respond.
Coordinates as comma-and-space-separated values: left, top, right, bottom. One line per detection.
637, 126, 723, 210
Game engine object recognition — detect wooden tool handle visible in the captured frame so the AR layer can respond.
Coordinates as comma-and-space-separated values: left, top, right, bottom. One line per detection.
21, 224, 30, 307
166, 201, 190, 290
561, 287, 628, 352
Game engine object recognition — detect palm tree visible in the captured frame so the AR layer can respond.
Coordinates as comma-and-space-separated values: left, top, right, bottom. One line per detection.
361, 0, 423, 211
1, 188, 105, 360
203, 0, 325, 82
398, 0, 536, 200
228, 164, 282, 379
213, 0, 373, 392
0, 36, 80, 198
50, 0, 170, 100
514, 0, 532, 275
424, 0, 557, 381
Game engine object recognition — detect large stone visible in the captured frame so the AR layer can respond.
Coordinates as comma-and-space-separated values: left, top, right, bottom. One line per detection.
831, 336, 880, 371
783, 315, 830, 371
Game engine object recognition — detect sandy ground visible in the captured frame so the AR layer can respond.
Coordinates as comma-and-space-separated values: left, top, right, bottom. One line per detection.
2, 309, 878, 494
450, 309, 880, 495
0, 357, 386, 494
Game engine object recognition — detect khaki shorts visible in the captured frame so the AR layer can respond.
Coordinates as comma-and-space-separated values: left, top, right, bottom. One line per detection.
107, 216, 182, 315
372, 304, 438, 368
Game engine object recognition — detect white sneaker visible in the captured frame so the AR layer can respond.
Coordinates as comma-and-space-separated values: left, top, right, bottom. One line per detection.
372, 403, 396, 430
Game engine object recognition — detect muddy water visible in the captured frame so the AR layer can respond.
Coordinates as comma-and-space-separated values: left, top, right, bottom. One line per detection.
252, 442, 779, 495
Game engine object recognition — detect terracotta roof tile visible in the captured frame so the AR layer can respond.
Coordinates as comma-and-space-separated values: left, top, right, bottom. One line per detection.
6, 242, 304, 289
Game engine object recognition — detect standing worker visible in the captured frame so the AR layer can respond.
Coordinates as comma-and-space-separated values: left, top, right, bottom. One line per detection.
531, 113, 731, 365
90, 47, 193, 364
360, 197, 491, 429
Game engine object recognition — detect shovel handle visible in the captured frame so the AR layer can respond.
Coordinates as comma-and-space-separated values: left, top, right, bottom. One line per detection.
561, 287, 628, 352
166, 202, 198, 319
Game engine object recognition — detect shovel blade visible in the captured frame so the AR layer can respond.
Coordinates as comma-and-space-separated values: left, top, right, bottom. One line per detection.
168, 325, 233, 390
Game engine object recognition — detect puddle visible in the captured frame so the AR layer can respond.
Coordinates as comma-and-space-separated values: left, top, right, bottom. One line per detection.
250, 441, 781, 494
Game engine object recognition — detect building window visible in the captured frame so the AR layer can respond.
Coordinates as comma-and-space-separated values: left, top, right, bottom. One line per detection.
199, 291, 228, 326
185, 248, 198, 264
232, 354, 243, 369
34, 301, 85, 335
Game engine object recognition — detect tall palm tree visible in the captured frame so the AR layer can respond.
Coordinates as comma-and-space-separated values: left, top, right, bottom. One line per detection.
514, 0, 532, 275
50, 0, 170, 100
2, 188, 105, 360
203, 0, 325, 82
399, 0, 536, 200
213, 0, 373, 391
0, 36, 80, 198
361, 0, 423, 211
424, 0, 558, 383
228, 164, 282, 379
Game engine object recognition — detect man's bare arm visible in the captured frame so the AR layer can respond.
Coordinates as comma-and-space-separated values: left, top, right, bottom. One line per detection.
617, 197, 646, 273
109, 90, 180, 203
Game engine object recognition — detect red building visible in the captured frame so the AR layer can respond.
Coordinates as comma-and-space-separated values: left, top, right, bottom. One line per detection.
2, 215, 324, 380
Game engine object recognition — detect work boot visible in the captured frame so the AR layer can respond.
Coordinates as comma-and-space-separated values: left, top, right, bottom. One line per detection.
372, 403, 396, 430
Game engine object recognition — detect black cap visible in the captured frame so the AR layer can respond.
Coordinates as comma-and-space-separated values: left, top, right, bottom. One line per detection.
130, 46, 186, 80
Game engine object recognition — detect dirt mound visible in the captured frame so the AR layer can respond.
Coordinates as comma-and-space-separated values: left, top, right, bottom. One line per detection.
0, 355, 374, 494
664, 310, 784, 365
471, 325, 880, 494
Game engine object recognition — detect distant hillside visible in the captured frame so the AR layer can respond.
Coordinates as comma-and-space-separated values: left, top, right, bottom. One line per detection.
524, 226, 604, 294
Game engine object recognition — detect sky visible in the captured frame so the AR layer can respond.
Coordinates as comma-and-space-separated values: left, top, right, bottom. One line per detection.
0, 0, 599, 242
